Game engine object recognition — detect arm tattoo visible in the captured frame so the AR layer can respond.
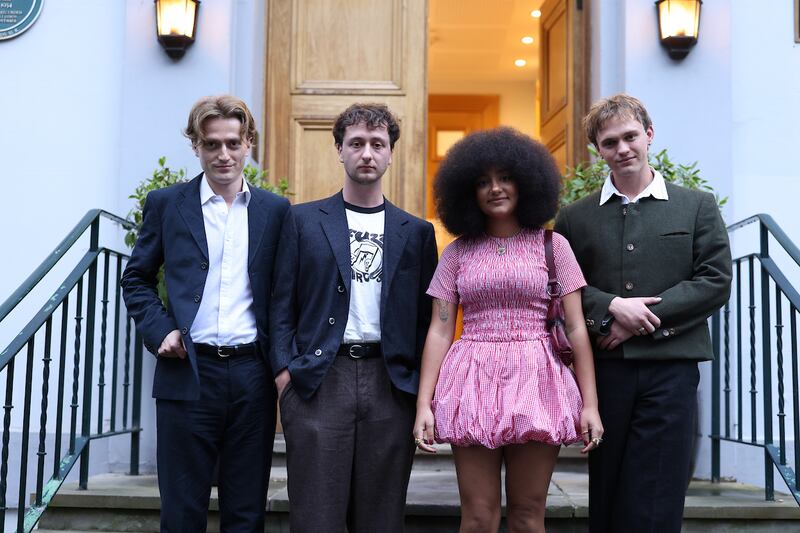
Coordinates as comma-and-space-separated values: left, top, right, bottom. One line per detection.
438, 300, 449, 322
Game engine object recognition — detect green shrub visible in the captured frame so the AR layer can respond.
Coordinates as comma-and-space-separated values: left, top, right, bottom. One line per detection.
124, 157, 291, 304
562, 145, 727, 209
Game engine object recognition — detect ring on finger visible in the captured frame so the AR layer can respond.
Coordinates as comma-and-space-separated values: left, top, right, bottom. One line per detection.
638, 327, 647, 335
414, 437, 423, 446
591, 437, 603, 446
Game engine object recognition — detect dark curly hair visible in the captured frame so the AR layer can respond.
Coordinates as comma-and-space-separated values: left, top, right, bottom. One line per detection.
332, 103, 401, 149
434, 127, 561, 237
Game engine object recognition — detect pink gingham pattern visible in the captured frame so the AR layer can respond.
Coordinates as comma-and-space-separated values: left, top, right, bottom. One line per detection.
427, 229, 587, 448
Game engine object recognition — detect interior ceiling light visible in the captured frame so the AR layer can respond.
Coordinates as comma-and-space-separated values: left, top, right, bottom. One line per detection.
514, 59, 527, 67
531, 9, 542, 18
521, 36, 534, 45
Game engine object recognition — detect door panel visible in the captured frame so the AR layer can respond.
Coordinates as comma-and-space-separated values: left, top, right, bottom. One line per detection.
293, 0, 403, 92
265, 0, 427, 214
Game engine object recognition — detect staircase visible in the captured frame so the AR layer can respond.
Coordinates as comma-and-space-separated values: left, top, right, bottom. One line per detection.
33, 437, 800, 532
4, 210, 800, 532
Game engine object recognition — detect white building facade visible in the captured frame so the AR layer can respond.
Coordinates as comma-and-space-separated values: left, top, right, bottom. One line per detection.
1, 0, 798, 512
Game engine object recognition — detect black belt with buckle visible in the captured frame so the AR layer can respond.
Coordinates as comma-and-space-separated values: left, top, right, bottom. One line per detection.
337, 343, 382, 359
194, 342, 258, 359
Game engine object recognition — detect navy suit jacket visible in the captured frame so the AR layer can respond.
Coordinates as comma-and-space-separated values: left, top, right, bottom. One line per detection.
121, 173, 290, 401
269, 192, 438, 400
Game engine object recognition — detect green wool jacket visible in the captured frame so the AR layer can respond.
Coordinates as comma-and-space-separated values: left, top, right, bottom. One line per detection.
554, 182, 732, 361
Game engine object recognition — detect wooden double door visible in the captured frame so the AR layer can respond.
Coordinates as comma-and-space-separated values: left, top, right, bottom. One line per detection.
263, 0, 589, 214
263, 0, 428, 215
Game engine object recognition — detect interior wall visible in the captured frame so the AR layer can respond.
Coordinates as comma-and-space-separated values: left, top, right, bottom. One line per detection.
429, 80, 539, 138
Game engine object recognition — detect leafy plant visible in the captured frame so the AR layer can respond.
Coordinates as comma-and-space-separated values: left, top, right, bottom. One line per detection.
124, 157, 291, 304
125, 156, 291, 247
562, 145, 727, 209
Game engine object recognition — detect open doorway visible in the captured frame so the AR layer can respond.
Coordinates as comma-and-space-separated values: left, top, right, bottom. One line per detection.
426, 0, 589, 339
426, 0, 543, 226
426, 0, 589, 231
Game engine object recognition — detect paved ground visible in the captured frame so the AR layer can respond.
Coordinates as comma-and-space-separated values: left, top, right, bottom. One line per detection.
30, 441, 800, 531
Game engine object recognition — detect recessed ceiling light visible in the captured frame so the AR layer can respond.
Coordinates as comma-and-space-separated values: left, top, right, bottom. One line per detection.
531, 9, 542, 18
514, 59, 527, 67
521, 36, 534, 45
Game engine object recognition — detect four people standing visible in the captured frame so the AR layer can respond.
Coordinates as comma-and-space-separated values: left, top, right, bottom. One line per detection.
124, 93, 731, 531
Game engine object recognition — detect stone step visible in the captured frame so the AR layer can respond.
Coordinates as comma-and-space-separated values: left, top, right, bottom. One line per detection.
36, 470, 800, 533
271, 434, 588, 472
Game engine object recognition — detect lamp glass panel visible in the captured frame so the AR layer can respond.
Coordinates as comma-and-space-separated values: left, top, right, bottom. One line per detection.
658, 0, 699, 39
157, 0, 196, 38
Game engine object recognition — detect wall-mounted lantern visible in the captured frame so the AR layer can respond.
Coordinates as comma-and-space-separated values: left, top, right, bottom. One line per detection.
656, 0, 702, 60
155, 0, 200, 60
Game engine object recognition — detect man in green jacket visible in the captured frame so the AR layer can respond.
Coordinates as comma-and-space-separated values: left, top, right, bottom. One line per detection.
554, 94, 731, 533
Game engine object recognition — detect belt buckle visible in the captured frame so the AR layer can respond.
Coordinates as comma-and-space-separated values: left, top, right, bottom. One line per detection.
217, 346, 231, 358
348, 344, 364, 359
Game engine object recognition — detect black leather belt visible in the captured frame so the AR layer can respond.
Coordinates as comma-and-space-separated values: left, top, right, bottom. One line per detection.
336, 343, 382, 359
194, 342, 258, 359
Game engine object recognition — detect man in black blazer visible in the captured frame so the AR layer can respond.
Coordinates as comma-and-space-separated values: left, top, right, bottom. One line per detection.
554, 94, 731, 533
122, 95, 289, 532
270, 103, 438, 532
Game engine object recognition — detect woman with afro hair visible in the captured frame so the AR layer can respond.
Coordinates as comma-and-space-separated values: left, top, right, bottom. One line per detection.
413, 127, 603, 532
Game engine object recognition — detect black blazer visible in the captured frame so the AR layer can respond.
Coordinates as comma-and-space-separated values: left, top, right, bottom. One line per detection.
269, 192, 438, 400
121, 174, 290, 400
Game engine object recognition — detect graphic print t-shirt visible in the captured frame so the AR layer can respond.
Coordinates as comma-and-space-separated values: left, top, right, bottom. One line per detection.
343, 202, 385, 343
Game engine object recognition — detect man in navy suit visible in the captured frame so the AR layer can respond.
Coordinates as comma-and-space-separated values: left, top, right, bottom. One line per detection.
270, 103, 438, 532
122, 95, 289, 532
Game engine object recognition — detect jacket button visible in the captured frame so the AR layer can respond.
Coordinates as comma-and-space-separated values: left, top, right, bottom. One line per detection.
200, 262, 208, 270
181, 327, 188, 335
193, 295, 201, 303
337, 285, 345, 293
626, 243, 635, 251
625, 282, 634, 291
586, 318, 595, 327
662, 329, 671, 337
314, 349, 322, 356
328, 317, 335, 325
622, 207, 628, 216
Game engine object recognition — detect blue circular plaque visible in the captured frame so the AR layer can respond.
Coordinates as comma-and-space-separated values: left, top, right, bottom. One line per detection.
0, 0, 44, 41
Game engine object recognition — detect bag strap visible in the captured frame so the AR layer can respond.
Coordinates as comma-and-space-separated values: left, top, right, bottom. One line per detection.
544, 229, 561, 297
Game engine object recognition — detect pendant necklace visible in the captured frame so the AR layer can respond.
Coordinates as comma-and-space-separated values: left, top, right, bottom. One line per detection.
488, 229, 522, 256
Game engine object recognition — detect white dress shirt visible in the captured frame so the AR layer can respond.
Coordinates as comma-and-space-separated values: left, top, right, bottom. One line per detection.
190, 176, 257, 346
599, 168, 670, 205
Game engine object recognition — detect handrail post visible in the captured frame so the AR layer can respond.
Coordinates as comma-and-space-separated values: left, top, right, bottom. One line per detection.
711, 311, 721, 483
760, 222, 775, 500
79, 218, 100, 489
130, 335, 143, 475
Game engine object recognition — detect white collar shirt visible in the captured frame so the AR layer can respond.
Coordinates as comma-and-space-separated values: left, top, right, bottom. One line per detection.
599, 168, 670, 205
190, 176, 257, 346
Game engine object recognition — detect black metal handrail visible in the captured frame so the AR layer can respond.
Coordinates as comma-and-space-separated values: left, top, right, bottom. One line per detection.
711, 213, 800, 505
0, 210, 142, 532
0, 209, 133, 325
